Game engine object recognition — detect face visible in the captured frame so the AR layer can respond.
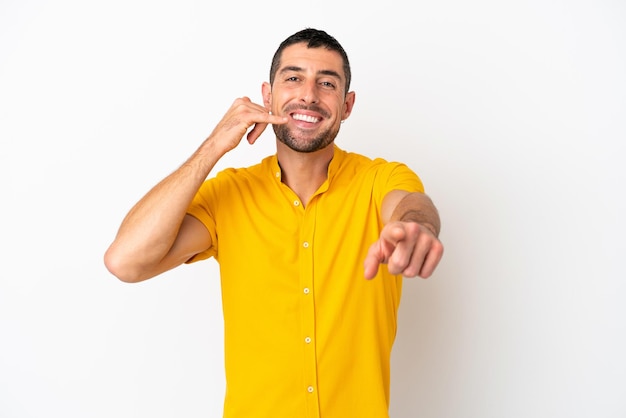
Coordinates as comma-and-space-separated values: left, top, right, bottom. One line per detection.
263, 43, 355, 153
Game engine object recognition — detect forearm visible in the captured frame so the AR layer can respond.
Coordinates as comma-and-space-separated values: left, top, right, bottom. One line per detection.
105, 97, 287, 281
389, 192, 441, 237
104, 139, 224, 278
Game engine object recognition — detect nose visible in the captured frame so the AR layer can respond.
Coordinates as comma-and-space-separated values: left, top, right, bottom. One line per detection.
300, 80, 319, 104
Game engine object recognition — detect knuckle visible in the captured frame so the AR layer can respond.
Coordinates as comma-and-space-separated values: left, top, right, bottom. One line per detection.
403, 222, 420, 235
431, 240, 444, 255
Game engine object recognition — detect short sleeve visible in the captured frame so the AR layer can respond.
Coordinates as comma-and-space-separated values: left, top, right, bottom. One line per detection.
371, 160, 425, 206
185, 178, 219, 263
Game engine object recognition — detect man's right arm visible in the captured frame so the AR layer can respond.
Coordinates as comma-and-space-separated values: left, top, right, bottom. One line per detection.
104, 97, 287, 283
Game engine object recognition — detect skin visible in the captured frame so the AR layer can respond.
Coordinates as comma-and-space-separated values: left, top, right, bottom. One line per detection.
364, 190, 443, 279
261, 45, 355, 204
104, 43, 443, 283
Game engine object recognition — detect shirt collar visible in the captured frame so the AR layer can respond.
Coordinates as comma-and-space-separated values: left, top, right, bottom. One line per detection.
269, 144, 346, 186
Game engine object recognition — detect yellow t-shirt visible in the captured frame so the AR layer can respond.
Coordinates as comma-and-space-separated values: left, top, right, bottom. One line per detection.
187, 146, 424, 418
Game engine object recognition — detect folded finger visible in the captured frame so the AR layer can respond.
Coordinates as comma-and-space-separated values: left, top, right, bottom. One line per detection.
418, 241, 444, 278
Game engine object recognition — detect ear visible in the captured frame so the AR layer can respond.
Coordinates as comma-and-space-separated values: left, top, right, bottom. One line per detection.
341, 91, 356, 121
262, 82, 272, 110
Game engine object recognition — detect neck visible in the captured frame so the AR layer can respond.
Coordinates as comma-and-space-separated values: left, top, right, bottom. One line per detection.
276, 142, 335, 206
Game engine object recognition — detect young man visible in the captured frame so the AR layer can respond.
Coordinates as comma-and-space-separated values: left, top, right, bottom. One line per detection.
105, 28, 443, 418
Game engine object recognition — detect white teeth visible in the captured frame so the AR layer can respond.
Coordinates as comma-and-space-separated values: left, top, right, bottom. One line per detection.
293, 113, 319, 123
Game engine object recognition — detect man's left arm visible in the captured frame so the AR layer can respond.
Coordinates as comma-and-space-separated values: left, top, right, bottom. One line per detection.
364, 190, 444, 279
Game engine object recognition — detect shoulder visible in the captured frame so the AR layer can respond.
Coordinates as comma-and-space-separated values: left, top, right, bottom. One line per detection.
341, 148, 425, 195
201, 155, 282, 202
335, 147, 419, 180
209, 155, 275, 184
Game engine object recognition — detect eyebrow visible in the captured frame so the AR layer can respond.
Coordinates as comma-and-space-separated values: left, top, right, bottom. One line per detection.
279, 66, 342, 81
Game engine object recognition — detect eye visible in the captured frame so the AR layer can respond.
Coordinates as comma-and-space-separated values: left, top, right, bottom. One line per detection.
320, 81, 336, 89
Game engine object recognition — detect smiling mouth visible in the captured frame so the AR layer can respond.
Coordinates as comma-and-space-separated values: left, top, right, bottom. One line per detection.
292, 113, 320, 123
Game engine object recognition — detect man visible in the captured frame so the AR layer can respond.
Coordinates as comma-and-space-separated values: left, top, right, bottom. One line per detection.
105, 28, 443, 418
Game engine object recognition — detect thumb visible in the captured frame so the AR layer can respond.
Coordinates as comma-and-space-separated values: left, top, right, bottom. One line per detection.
363, 240, 383, 280
363, 225, 406, 280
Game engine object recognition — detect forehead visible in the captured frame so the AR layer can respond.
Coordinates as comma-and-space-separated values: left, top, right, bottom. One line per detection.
279, 43, 345, 78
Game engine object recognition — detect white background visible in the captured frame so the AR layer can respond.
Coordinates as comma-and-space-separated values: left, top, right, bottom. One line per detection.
1, 1, 625, 417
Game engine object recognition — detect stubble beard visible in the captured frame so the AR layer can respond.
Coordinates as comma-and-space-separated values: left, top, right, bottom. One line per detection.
273, 123, 340, 153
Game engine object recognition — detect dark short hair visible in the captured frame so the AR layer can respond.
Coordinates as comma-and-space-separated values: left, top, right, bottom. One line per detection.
269, 28, 352, 95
